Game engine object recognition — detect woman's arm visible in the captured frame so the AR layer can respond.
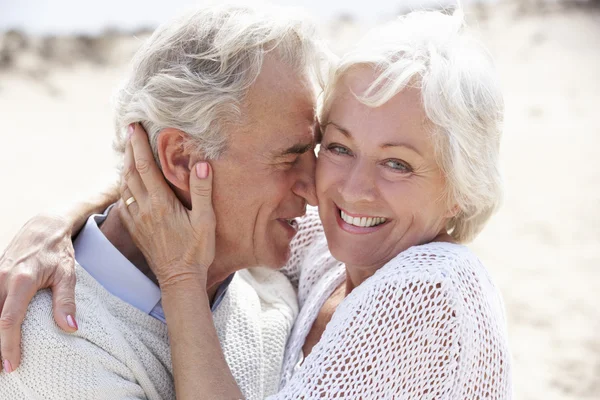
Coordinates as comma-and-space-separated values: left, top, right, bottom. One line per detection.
0, 185, 119, 372
117, 125, 243, 399
160, 278, 242, 399
65, 185, 121, 236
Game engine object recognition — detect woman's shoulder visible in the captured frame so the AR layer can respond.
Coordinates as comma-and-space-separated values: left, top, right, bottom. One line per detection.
348, 242, 503, 317
276, 242, 511, 400
372, 241, 486, 284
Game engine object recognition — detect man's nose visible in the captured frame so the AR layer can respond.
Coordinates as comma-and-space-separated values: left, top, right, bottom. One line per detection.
293, 151, 318, 206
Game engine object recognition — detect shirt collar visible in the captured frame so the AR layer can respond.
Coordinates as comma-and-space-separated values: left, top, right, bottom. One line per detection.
73, 205, 162, 315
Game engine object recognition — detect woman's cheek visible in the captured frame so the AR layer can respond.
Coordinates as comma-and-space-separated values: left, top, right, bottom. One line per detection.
317, 153, 345, 192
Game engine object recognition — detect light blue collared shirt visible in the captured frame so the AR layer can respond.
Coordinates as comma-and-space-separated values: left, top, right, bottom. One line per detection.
73, 206, 233, 323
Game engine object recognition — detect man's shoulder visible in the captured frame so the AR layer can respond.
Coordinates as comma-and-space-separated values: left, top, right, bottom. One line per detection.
238, 267, 298, 316
18, 266, 118, 346
21, 263, 168, 352
24, 264, 109, 327
0, 264, 173, 400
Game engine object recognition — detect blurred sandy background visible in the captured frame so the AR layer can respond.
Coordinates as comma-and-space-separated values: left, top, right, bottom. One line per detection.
0, 0, 599, 399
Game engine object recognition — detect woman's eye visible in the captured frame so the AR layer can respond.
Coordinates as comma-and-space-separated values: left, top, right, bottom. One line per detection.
384, 159, 412, 173
327, 144, 351, 156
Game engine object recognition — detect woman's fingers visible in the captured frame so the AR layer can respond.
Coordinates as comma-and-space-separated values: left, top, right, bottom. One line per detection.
189, 162, 216, 267
50, 265, 78, 335
0, 214, 79, 373
120, 182, 139, 216
122, 131, 147, 204
129, 124, 172, 199
190, 162, 215, 222
117, 199, 137, 245
0, 275, 38, 372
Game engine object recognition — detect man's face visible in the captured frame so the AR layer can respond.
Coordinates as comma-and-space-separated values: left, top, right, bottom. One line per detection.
209, 56, 318, 269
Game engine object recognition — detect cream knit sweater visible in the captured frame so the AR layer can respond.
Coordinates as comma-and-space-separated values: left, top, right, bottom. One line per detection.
0, 263, 298, 400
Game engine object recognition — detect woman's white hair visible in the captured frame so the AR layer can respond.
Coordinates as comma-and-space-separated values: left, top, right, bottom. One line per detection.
320, 9, 504, 243
113, 3, 324, 164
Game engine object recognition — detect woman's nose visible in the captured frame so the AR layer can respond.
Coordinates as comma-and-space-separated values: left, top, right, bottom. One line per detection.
338, 164, 377, 204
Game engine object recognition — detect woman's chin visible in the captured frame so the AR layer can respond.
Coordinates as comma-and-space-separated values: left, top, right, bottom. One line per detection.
327, 241, 382, 269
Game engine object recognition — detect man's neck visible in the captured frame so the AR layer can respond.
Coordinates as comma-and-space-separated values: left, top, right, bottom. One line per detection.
99, 208, 229, 302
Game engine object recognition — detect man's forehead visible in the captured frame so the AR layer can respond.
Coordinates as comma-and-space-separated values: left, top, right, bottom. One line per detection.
245, 58, 317, 120
272, 121, 317, 156
237, 58, 317, 157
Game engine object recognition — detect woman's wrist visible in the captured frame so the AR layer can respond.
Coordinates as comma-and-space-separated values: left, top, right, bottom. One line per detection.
158, 269, 208, 293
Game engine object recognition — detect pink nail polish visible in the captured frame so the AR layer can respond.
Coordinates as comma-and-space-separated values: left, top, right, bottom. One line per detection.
127, 123, 134, 139
196, 162, 209, 179
3, 359, 13, 373
67, 315, 78, 330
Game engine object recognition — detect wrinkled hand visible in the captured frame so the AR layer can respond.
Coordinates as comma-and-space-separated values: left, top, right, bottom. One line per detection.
0, 215, 77, 372
118, 124, 216, 289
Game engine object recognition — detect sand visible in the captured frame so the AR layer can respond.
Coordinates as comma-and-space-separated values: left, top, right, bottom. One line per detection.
0, 2, 598, 399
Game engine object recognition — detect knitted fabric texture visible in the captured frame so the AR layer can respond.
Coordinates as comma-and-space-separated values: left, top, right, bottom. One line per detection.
274, 206, 512, 399
0, 265, 297, 400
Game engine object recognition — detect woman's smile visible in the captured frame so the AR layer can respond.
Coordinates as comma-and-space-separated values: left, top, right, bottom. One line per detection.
335, 205, 390, 234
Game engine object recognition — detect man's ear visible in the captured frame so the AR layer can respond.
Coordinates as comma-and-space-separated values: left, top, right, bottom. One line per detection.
156, 128, 195, 192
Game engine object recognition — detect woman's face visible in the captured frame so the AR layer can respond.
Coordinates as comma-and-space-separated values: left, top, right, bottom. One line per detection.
316, 66, 454, 270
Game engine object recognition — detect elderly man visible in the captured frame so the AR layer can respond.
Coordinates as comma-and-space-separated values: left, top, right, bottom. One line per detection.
0, 5, 324, 399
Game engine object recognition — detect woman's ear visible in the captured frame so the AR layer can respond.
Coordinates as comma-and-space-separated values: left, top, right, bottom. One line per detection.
446, 204, 461, 219
156, 128, 193, 192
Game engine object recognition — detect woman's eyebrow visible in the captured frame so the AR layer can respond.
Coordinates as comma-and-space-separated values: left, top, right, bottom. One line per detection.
325, 121, 352, 138
327, 121, 422, 156
381, 141, 422, 156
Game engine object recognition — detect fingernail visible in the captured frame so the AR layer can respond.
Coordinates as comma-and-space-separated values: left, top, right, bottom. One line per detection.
3, 359, 13, 374
196, 162, 209, 179
127, 123, 135, 139
67, 315, 78, 330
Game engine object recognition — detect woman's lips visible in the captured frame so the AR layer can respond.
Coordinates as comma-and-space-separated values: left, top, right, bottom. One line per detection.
334, 206, 389, 234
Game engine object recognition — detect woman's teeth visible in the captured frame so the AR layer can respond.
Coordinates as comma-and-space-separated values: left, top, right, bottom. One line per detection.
340, 210, 387, 228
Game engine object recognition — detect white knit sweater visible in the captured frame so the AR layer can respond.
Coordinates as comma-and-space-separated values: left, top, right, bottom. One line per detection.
0, 264, 298, 400
271, 207, 513, 399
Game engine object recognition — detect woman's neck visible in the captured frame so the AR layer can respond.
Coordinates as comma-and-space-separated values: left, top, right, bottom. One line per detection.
343, 231, 455, 294
343, 266, 376, 294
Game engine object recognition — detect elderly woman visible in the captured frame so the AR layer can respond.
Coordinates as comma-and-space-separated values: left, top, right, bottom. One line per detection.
0, 9, 511, 399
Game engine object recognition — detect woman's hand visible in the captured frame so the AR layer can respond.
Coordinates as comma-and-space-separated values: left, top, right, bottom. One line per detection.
0, 186, 120, 373
118, 124, 216, 288
0, 216, 77, 372
119, 124, 242, 400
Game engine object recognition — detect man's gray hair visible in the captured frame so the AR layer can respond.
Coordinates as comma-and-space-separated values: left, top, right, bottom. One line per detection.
320, 9, 504, 242
113, 4, 324, 164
